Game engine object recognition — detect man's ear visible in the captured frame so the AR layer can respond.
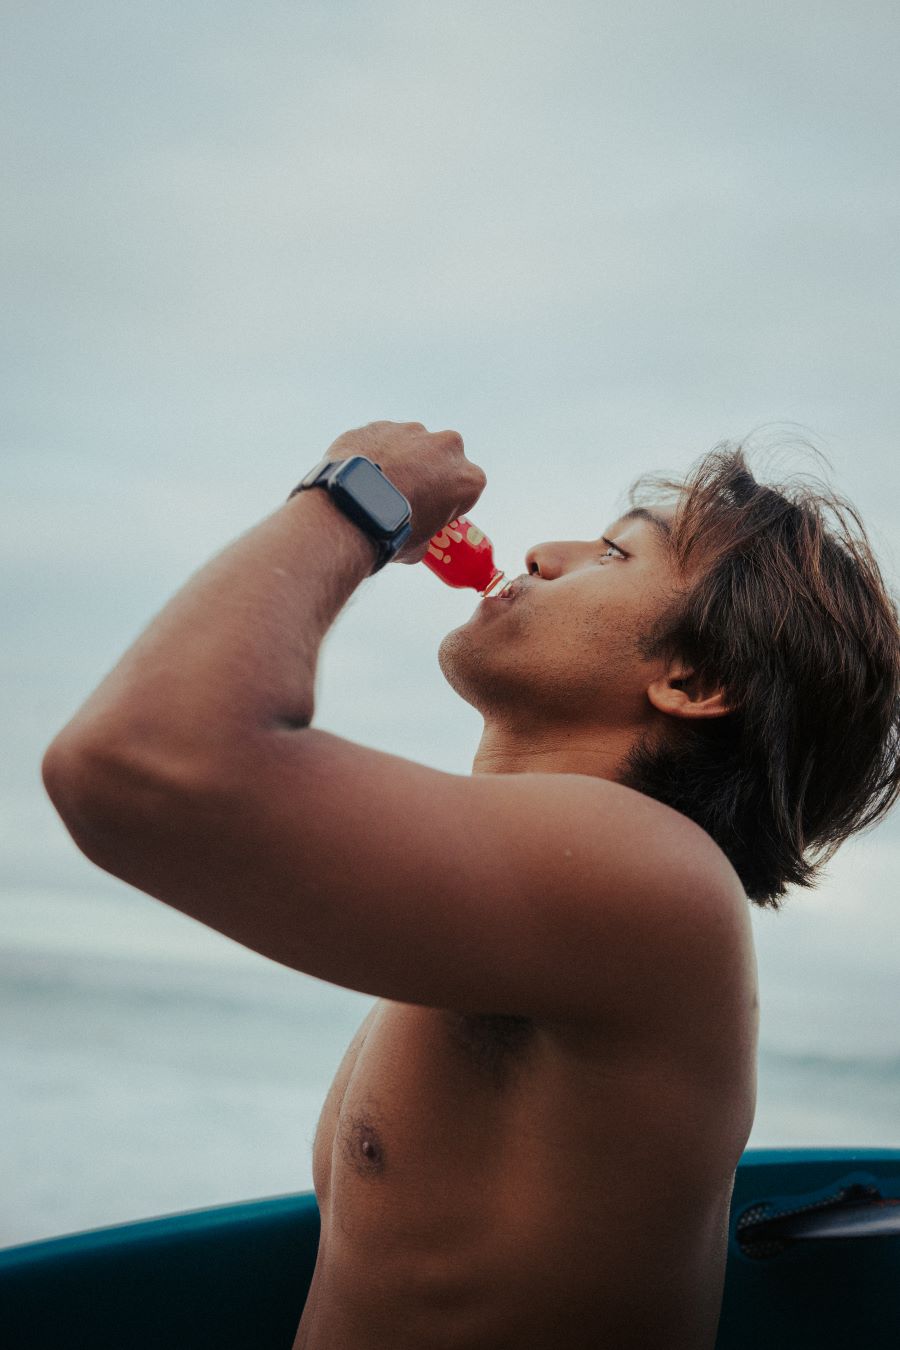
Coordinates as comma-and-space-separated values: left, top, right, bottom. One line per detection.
646, 665, 730, 721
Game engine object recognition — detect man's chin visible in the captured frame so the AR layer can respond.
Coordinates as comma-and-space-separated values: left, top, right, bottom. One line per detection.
436, 624, 470, 684
437, 626, 487, 705
436, 626, 520, 713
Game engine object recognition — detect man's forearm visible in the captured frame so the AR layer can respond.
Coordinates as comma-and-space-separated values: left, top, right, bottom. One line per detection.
46, 487, 378, 780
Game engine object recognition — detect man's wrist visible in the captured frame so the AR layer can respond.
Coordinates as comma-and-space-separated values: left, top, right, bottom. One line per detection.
285, 476, 382, 577
289, 455, 412, 573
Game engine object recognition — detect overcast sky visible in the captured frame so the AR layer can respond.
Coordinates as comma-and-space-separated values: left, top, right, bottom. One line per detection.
4, 2, 900, 1067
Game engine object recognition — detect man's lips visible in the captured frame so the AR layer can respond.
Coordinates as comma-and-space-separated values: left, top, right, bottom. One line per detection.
486, 576, 527, 601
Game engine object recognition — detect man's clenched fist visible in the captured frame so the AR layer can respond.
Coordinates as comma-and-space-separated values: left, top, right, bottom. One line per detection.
321, 421, 487, 565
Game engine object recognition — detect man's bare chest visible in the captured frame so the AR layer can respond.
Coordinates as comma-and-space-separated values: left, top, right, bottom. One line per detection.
311, 1001, 543, 1196
302, 998, 748, 1350
310, 996, 727, 1223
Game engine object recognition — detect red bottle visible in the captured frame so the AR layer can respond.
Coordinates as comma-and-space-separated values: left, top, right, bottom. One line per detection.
422, 517, 510, 596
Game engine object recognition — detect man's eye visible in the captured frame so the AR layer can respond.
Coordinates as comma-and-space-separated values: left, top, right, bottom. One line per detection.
600, 537, 627, 559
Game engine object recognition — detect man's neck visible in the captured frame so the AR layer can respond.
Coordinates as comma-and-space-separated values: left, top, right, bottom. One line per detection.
471, 723, 639, 780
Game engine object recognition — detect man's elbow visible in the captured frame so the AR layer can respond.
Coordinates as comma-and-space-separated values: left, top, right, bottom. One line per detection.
43, 728, 109, 819
41, 731, 129, 865
41, 729, 210, 865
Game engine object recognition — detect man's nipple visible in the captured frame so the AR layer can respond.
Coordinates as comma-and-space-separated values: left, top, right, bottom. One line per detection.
344, 1117, 385, 1175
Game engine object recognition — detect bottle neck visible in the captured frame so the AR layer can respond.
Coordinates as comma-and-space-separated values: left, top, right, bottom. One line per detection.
480, 568, 507, 597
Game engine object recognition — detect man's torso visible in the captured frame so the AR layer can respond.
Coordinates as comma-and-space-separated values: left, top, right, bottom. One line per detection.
293, 931, 758, 1350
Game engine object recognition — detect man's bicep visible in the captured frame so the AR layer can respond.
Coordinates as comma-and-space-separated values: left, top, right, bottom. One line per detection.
78, 728, 741, 1024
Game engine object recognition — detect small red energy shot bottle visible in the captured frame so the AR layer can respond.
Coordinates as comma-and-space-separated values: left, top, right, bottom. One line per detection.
422, 517, 511, 596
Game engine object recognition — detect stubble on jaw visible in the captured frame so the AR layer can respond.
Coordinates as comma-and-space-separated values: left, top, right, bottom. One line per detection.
436, 584, 685, 743
437, 613, 609, 730
436, 623, 510, 714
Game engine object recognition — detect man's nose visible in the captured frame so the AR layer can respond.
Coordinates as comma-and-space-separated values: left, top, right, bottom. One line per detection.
524, 541, 583, 579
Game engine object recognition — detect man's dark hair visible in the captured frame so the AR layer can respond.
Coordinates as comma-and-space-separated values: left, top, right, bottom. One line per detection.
617, 440, 900, 910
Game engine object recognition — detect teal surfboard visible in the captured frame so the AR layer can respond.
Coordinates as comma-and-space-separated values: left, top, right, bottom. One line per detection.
2, 1148, 899, 1348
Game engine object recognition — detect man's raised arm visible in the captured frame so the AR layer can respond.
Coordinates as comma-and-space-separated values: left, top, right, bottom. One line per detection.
41, 420, 745, 1030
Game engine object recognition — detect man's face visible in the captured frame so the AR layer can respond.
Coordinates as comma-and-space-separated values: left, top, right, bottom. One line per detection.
437, 505, 682, 735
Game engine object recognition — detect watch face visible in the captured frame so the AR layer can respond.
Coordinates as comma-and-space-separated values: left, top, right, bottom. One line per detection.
336, 457, 411, 533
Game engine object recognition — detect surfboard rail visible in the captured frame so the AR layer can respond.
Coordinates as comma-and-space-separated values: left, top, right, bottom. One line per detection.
2, 1149, 900, 1349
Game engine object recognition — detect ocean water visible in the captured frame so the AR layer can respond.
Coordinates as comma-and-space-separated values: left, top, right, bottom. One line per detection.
2, 879, 899, 1249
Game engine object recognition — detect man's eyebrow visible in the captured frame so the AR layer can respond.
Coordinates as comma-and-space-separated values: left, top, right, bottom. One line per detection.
617, 507, 672, 542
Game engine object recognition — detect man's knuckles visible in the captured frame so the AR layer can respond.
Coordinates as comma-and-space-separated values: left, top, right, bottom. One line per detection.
435, 428, 464, 451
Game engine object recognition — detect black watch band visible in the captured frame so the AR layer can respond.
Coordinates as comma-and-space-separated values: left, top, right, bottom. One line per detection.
288, 455, 413, 573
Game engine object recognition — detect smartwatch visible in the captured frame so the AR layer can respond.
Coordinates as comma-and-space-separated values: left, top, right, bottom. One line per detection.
288, 455, 413, 573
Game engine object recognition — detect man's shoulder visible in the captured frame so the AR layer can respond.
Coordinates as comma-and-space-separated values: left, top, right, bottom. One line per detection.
557, 769, 747, 908
545, 773, 757, 1033
474, 763, 759, 1030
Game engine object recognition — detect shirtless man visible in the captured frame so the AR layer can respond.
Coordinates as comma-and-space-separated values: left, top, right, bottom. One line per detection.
42, 421, 900, 1348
